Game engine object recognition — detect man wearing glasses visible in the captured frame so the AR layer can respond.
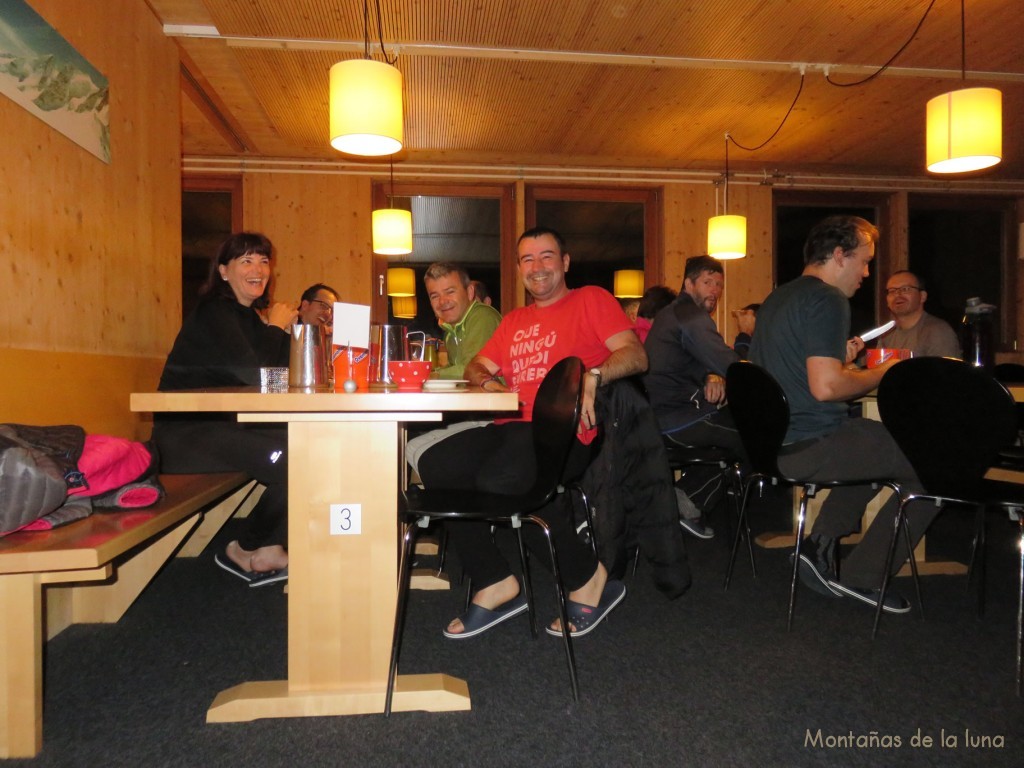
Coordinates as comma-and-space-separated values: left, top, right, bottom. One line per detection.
877, 271, 961, 358
298, 283, 339, 333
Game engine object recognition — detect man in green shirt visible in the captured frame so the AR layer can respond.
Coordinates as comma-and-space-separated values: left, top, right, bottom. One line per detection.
425, 262, 502, 380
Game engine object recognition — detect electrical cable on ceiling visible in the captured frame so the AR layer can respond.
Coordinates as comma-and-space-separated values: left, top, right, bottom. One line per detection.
374, 0, 398, 65
825, 0, 938, 87
728, 74, 805, 152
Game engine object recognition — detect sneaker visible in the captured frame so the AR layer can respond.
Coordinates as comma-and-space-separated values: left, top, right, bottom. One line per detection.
679, 516, 715, 540
827, 581, 911, 614
791, 551, 842, 598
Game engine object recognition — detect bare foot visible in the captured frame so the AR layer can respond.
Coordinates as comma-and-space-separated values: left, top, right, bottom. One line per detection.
446, 574, 520, 635
250, 544, 288, 572
550, 561, 609, 634
225, 540, 254, 573
226, 541, 287, 573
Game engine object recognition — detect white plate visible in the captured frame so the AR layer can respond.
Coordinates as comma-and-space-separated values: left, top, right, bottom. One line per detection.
422, 379, 469, 391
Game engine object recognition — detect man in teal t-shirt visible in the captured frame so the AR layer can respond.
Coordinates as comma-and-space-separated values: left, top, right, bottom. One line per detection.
424, 262, 501, 380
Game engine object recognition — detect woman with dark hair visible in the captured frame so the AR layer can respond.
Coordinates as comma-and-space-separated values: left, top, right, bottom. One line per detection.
154, 232, 297, 586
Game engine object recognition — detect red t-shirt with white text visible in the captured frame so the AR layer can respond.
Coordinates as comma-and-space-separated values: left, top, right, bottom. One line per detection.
479, 286, 633, 438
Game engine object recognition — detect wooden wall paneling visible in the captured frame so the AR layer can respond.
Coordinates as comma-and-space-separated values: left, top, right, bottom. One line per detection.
661, 181, 774, 344
0, 349, 164, 439
242, 174, 373, 307
0, 0, 181, 358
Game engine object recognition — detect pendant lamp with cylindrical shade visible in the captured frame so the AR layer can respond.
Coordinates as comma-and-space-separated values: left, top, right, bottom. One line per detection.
391, 295, 417, 318
613, 269, 645, 298
374, 209, 413, 255
926, 87, 1001, 174
925, 0, 1001, 174
328, 0, 403, 157
386, 267, 416, 297
708, 135, 746, 260
373, 154, 413, 255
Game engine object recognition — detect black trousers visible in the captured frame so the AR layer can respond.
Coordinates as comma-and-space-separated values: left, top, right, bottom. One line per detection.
417, 422, 597, 592
778, 418, 934, 590
153, 417, 288, 550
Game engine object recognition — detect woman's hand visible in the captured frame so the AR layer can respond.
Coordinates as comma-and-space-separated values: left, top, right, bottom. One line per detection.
267, 302, 299, 330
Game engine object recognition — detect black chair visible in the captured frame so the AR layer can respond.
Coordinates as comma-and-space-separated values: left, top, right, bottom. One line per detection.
724, 361, 905, 630
994, 363, 1024, 471
875, 357, 1024, 692
385, 357, 587, 715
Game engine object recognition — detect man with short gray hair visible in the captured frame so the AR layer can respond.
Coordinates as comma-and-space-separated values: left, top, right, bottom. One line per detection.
424, 262, 501, 380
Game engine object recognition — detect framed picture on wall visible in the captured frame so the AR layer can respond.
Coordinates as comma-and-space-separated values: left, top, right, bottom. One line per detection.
0, 0, 110, 163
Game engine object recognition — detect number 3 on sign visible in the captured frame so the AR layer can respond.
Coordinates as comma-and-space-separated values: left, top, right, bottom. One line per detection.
330, 504, 362, 535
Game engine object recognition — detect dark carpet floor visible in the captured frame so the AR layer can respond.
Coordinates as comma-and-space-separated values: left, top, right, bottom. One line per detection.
10, 496, 1024, 768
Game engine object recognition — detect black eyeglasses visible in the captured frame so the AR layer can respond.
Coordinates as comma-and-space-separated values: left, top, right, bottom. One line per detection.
885, 286, 922, 297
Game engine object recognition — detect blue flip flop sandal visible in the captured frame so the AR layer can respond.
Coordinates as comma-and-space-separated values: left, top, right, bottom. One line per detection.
545, 579, 626, 638
214, 552, 253, 584
249, 567, 288, 588
442, 593, 529, 639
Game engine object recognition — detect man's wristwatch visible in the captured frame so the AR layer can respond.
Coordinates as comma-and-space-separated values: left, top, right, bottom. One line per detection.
588, 368, 603, 388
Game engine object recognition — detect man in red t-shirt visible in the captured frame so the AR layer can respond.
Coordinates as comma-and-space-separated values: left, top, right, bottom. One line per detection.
418, 226, 647, 640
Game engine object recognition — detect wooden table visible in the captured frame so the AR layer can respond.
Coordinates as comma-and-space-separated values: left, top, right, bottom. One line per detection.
131, 386, 518, 722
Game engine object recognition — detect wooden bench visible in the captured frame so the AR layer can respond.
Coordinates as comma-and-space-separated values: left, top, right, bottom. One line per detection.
0, 471, 257, 759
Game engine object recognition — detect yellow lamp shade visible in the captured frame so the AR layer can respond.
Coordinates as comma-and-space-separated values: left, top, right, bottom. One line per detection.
374, 210, 413, 256
926, 87, 1002, 174
613, 269, 645, 298
330, 59, 404, 157
391, 295, 417, 318
386, 266, 416, 297
708, 214, 747, 260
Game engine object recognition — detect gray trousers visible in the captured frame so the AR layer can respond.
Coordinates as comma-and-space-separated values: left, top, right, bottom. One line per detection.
778, 418, 935, 590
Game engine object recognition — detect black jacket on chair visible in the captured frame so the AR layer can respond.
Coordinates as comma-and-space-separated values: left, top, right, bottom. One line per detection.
580, 378, 691, 599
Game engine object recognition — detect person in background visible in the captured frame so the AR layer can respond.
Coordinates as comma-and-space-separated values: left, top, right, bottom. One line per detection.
750, 215, 931, 614
634, 285, 677, 343
732, 302, 759, 359
154, 232, 297, 587
426, 263, 502, 380
418, 226, 646, 639
469, 279, 494, 307
876, 270, 961, 358
297, 283, 339, 334
643, 257, 743, 539
620, 298, 641, 323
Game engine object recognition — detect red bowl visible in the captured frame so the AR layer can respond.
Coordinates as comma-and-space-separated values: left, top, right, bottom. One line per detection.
388, 360, 433, 390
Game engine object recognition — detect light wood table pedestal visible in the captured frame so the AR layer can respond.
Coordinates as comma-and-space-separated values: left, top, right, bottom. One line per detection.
131, 388, 517, 723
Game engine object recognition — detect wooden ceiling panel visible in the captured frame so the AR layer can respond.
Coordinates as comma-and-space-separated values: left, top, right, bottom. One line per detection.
148, 0, 1024, 179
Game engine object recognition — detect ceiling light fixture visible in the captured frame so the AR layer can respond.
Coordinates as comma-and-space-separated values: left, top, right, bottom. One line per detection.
925, 0, 1001, 174
613, 270, 645, 299
373, 156, 413, 256
391, 295, 417, 318
386, 267, 416, 297
329, 0, 403, 156
707, 135, 746, 260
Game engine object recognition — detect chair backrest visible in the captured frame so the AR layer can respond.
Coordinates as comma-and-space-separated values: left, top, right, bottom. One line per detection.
877, 356, 1017, 499
994, 362, 1024, 383
529, 356, 585, 502
725, 361, 789, 477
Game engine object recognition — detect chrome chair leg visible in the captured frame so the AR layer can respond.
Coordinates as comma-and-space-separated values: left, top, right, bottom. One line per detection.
385, 520, 419, 717
512, 517, 539, 639
724, 475, 759, 589
1016, 515, 1023, 697
527, 514, 580, 702
788, 486, 814, 631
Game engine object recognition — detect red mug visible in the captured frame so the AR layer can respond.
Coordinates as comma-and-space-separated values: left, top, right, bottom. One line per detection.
334, 345, 370, 390
866, 348, 912, 368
